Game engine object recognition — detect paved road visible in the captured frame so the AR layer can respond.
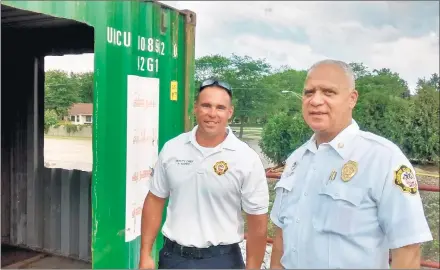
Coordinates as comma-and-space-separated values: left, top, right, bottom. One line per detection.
242, 139, 274, 169
44, 138, 93, 172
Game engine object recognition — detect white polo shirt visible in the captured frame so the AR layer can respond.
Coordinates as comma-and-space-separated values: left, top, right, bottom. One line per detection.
148, 125, 269, 248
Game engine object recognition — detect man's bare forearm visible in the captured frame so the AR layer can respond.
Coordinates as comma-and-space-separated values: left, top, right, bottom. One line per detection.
140, 192, 166, 255
246, 213, 268, 269
390, 244, 421, 269
270, 226, 284, 269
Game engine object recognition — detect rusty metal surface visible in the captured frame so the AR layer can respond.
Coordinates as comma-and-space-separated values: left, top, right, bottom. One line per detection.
183, 9, 197, 131
421, 261, 440, 269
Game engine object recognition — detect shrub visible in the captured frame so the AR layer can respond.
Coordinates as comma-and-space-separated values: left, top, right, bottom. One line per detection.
44, 109, 58, 134
259, 112, 312, 166
64, 123, 84, 134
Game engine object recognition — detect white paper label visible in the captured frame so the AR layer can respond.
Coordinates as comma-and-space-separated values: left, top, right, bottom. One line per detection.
125, 75, 159, 242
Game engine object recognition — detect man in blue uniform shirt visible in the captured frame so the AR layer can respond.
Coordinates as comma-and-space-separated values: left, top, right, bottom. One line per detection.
269, 59, 433, 269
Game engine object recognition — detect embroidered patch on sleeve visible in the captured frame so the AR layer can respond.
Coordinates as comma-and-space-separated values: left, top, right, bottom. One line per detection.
394, 165, 418, 195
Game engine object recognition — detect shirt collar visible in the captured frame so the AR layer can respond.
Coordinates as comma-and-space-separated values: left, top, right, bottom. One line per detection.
304, 119, 360, 159
186, 125, 238, 151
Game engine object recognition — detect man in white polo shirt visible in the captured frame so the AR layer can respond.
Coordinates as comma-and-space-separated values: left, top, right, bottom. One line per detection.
139, 79, 269, 269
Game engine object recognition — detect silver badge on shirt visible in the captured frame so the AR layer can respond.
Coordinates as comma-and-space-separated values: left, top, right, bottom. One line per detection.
284, 161, 298, 177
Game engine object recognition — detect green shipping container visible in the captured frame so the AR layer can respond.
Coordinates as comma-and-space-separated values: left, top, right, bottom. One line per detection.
2, 1, 196, 268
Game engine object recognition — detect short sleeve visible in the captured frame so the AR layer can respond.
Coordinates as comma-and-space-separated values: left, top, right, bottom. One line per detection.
241, 154, 269, 215
269, 186, 285, 228
269, 153, 299, 228
377, 150, 433, 249
147, 145, 170, 198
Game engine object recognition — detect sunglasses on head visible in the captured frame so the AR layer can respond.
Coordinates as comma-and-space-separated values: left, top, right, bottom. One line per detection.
199, 79, 232, 96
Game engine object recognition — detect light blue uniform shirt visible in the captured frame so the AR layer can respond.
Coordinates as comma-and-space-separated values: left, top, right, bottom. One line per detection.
270, 120, 433, 269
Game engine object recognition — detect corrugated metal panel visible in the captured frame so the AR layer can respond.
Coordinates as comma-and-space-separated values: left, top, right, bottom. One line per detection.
1, 35, 45, 248
7, 168, 92, 262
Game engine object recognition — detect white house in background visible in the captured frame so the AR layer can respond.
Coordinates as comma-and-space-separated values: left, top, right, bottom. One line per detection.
67, 103, 93, 125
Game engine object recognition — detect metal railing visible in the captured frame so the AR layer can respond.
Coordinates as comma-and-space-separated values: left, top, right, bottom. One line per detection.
247, 170, 440, 269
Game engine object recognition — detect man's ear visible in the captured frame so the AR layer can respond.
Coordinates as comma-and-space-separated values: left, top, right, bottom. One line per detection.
228, 105, 234, 120
349, 89, 358, 109
193, 100, 197, 116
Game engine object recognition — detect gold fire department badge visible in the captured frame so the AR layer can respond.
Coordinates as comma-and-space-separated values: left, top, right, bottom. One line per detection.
213, 161, 228, 176
341, 160, 358, 182
394, 165, 418, 195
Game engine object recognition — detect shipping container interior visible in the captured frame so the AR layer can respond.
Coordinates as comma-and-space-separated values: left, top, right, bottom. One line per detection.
1, 4, 93, 266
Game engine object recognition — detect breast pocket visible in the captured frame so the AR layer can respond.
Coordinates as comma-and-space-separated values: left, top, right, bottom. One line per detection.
312, 184, 366, 237
273, 175, 303, 227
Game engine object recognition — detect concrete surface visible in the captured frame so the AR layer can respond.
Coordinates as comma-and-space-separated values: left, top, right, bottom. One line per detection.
244, 139, 274, 168
24, 256, 91, 269
239, 240, 272, 269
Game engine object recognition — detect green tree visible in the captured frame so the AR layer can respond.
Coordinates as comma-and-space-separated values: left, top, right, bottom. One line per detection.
349, 62, 371, 79
195, 55, 232, 84
354, 91, 414, 155
355, 68, 411, 98
417, 73, 440, 92
261, 69, 307, 116
44, 109, 58, 134
353, 66, 414, 155
259, 112, 312, 166
409, 81, 439, 162
194, 54, 275, 138
72, 71, 94, 103
45, 70, 80, 118
225, 54, 274, 137
428, 73, 439, 91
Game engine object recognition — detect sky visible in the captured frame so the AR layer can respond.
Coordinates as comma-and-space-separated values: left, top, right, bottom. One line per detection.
45, 1, 439, 92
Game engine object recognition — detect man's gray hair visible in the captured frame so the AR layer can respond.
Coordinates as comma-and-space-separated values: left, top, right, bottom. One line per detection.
307, 59, 356, 90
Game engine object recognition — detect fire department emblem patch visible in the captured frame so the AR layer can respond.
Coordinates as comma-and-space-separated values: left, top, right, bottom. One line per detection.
213, 161, 228, 176
394, 165, 418, 195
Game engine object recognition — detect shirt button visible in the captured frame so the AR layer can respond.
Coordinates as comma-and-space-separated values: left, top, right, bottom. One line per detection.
304, 192, 308, 196
296, 218, 300, 223
293, 247, 297, 252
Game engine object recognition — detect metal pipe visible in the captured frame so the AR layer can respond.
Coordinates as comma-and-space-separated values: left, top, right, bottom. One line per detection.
420, 261, 440, 269
419, 184, 440, 192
